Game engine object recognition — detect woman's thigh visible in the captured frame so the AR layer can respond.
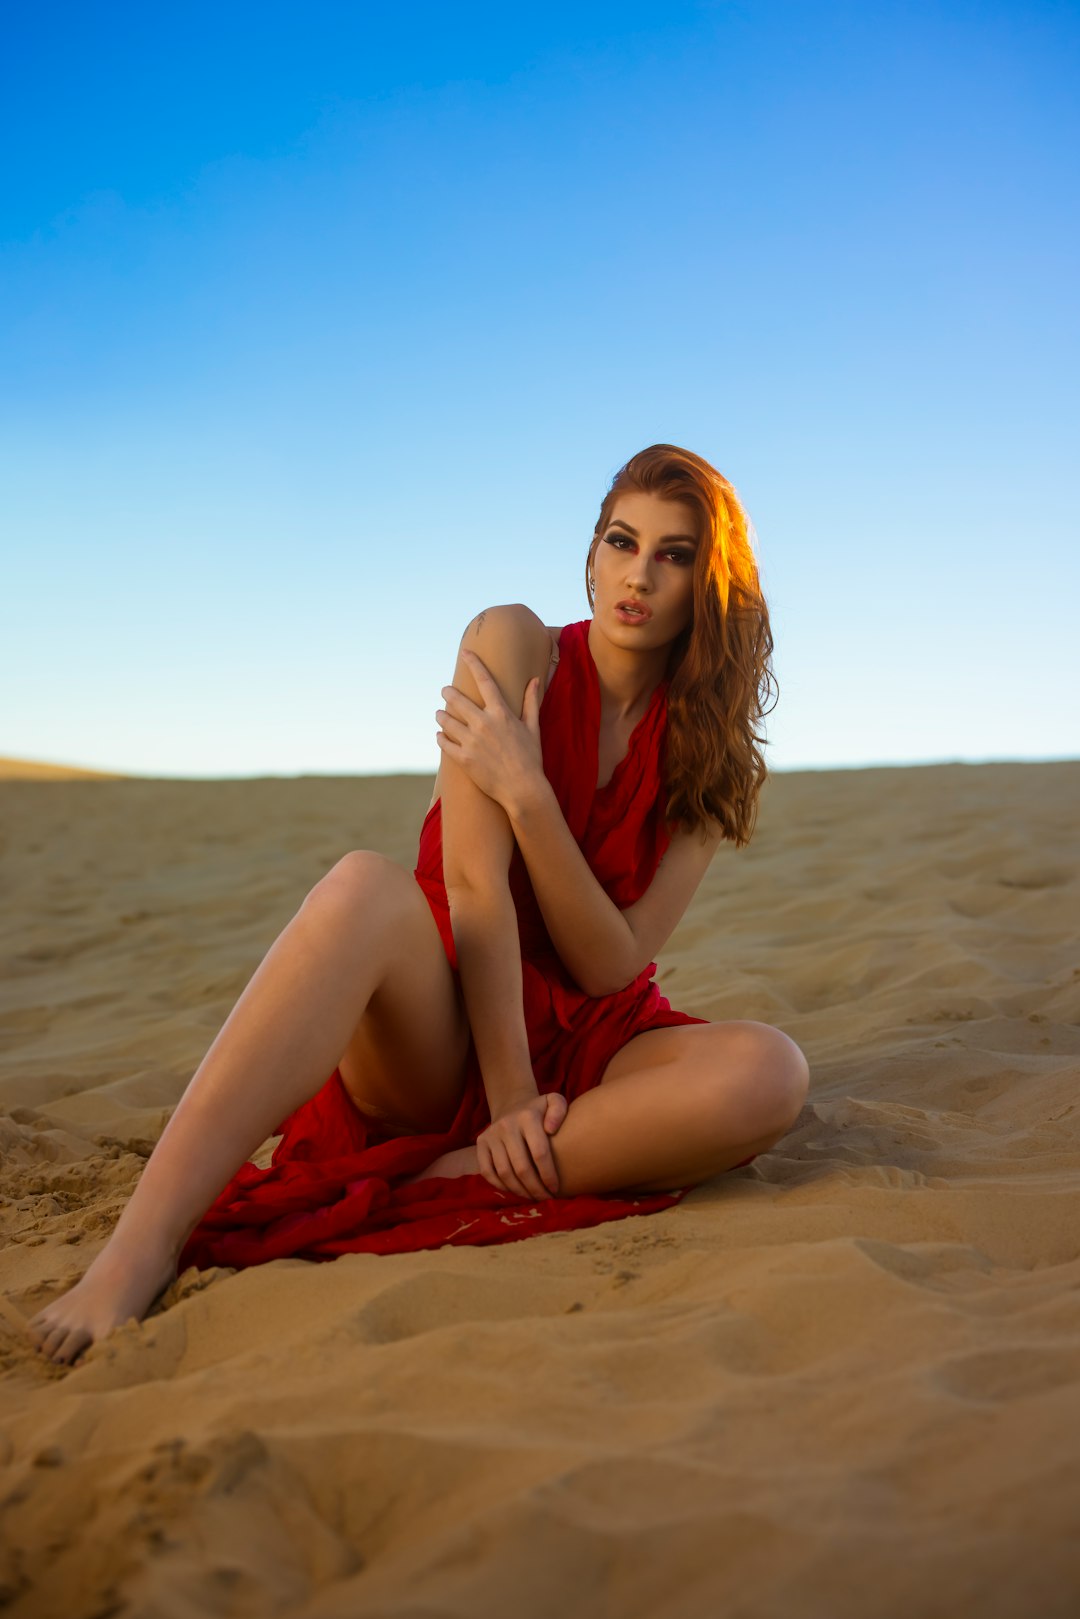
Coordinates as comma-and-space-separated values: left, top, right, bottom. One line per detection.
329, 852, 472, 1134
599, 1018, 809, 1129
567, 1018, 811, 1191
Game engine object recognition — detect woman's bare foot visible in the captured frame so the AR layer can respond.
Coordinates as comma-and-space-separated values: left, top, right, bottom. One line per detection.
25, 1236, 180, 1367
400, 1145, 481, 1186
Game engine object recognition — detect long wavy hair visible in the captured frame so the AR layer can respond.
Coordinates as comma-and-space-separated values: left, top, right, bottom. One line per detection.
586, 444, 777, 848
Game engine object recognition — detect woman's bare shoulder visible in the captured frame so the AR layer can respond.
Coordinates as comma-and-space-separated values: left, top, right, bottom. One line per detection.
461, 603, 562, 661
426, 609, 565, 815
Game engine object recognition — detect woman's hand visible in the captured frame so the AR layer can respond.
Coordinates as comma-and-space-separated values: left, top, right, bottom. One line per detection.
436, 649, 545, 815
477, 1091, 569, 1200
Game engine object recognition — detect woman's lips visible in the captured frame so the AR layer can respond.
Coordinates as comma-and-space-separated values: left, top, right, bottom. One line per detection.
614, 601, 652, 624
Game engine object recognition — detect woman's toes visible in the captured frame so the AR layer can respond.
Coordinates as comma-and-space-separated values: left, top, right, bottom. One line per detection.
42, 1324, 73, 1361
29, 1317, 51, 1350
26, 1312, 52, 1345
59, 1331, 89, 1365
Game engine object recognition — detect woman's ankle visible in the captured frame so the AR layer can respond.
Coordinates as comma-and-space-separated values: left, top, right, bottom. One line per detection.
96, 1219, 184, 1276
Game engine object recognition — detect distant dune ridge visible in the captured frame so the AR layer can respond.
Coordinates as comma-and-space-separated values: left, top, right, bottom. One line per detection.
0, 755, 128, 780
1, 759, 1079, 1615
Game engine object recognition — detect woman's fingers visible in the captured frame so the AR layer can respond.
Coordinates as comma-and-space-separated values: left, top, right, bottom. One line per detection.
510, 1144, 552, 1201
460, 648, 497, 689
543, 1092, 568, 1133
476, 1139, 500, 1191
478, 1098, 567, 1201
485, 1120, 553, 1200
523, 1118, 559, 1194
475, 1141, 501, 1193
435, 707, 467, 740
488, 1140, 536, 1200
440, 685, 480, 718
504, 1122, 555, 1199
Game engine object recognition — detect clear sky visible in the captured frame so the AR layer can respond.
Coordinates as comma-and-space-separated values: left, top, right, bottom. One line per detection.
3, 0, 1077, 779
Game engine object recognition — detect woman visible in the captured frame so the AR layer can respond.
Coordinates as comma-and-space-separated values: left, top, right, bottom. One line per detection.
27, 443, 810, 1367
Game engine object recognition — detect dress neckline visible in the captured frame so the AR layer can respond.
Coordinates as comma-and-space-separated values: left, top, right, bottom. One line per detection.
575, 619, 669, 796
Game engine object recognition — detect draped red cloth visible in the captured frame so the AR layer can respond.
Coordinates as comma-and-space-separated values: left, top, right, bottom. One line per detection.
178, 618, 754, 1271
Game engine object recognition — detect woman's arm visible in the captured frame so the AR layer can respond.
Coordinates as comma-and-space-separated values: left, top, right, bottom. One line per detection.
447, 886, 535, 1115
506, 779, 725, 998
439, 606, 554, 1115
437, 637, 725, 1000
504, 777, 636, 997
435, 637, 639, 999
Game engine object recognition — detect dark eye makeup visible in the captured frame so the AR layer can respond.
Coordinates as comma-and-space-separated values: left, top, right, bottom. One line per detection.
603, 534, 695, 564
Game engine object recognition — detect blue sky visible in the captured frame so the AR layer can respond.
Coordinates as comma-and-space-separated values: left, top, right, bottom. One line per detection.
3, 0, 1077, 778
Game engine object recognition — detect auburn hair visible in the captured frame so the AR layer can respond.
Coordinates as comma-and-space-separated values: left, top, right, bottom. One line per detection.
586, 443, 777, 848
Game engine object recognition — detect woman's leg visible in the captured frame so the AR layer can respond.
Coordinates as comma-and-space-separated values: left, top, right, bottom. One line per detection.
414, 1021, 809, 1198
553, 1020, 809, 1194
26, 851, 471, 1365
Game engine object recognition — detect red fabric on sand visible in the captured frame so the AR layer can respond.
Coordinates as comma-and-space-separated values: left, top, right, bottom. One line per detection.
178, 619, 755, 1270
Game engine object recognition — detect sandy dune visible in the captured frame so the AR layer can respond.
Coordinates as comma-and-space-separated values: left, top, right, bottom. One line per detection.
1, 760, 1078, 1617
0, 756, 129, 781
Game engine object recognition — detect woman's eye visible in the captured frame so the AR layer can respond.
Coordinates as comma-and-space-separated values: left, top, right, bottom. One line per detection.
605, 535, 693, 564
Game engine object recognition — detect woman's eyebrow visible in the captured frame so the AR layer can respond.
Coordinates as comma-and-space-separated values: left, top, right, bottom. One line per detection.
608, 521, 698, 546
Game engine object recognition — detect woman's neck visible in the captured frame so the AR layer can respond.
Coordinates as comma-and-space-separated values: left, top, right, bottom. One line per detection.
587, 620, 669, 727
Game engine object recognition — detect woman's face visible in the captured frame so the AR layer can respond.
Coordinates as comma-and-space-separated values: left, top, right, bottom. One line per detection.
591, 490, 698, 648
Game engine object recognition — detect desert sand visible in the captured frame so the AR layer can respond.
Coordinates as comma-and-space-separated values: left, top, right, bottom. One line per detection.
1, 758, 1079, 1617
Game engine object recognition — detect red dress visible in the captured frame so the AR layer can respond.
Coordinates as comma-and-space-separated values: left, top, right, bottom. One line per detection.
178, 619, 755, 1272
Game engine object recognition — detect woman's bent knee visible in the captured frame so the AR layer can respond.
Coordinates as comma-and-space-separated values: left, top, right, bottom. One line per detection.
322, 849, 398, 893
720, 1022, 809, 1138
305, 850, 406, 918
752, 1027, 810, 1132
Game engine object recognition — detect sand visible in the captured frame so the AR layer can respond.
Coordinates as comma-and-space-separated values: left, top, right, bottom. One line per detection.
1, 759, 1079, 1618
